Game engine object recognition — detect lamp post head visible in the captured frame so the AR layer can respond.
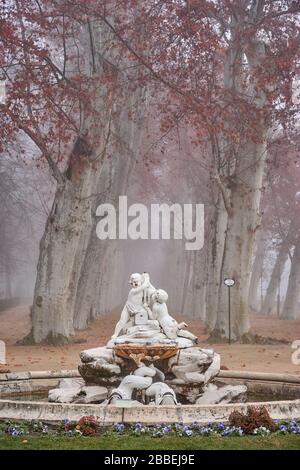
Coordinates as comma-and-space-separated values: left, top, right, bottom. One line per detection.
224, 278, 235, 287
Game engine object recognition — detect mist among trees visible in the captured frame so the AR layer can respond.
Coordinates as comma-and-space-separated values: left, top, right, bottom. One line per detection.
1, 1, 300, 344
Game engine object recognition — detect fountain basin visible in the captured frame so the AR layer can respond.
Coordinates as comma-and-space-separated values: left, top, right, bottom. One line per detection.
113, 343, 179, 364
0, 398, 299, 424
0, 369, 299, 423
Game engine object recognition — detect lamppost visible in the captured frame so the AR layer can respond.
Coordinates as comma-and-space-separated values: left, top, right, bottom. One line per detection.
224, 278, 235, 344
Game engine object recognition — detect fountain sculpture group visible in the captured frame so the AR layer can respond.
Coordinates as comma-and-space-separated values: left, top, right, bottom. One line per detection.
49, 273, 247, 405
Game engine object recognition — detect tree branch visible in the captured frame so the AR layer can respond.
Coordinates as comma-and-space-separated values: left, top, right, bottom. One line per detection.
213, 172, 233, 217
2, 105, 65, 187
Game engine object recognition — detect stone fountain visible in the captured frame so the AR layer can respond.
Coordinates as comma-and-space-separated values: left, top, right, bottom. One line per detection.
48, 273, 246, 405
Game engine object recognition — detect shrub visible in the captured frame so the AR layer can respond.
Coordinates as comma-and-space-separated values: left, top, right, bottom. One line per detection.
229, 406, 275, 435
76, 416, 99, 436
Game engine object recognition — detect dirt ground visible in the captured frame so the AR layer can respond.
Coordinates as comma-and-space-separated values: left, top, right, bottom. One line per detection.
0, 305, 300, 375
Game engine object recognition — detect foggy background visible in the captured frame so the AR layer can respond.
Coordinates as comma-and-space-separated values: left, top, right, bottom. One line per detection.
1, 126, 299, 321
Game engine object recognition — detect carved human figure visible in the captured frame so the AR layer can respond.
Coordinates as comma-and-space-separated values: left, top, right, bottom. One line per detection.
108, 362, 156, 403
110, 273, 156, 340
152, 289, 198, 343
145, 382, 178, 405
108, 362, 178, 405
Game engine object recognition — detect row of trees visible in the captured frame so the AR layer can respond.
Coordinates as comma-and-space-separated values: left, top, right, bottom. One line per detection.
250, 134, 300, 319
1, 1, 300, 343
0, 142, 53, 299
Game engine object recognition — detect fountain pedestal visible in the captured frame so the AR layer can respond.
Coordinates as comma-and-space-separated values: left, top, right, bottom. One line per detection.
77, 343, 222, 403
50, 273, 246, 405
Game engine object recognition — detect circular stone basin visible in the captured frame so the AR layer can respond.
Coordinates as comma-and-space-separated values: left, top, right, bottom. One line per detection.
0, 371, 300, 424
113, 343, 179, 364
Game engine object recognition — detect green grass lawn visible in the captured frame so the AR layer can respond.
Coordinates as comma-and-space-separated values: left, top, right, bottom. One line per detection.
0, 435, 300, 450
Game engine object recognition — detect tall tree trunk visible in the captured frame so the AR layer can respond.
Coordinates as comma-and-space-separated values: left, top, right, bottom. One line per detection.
28, 16, 145, 343
261, 240, 289, 315
73, 85, 147, 329
4, 256, 13, 299
160, 240, 186, 314
208, 137, 267, 340
206, 20, 268, 341
180, 249, 193, 317
30, 174, 99, 343
205, 195, 228, 332
282, 240, 300, 319
186, 249, 206, 320
248, 232, 266, 312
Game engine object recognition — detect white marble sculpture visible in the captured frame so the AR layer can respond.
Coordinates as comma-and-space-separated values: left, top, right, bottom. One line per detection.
108, 362, 177, 405
146, 382, 178, 405
168, 347, 220, 385
74, 272, 239, 406
152, 289, 198, 343
108, 273, 163, 344
48, 272, 247, 405
108, 273, 197, 348
108, 363, 155, 403
196, 383, 247, 404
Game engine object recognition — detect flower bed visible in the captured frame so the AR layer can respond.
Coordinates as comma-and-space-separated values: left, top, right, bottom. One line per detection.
1, 407, 300, 440
1, 419, 300, 439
